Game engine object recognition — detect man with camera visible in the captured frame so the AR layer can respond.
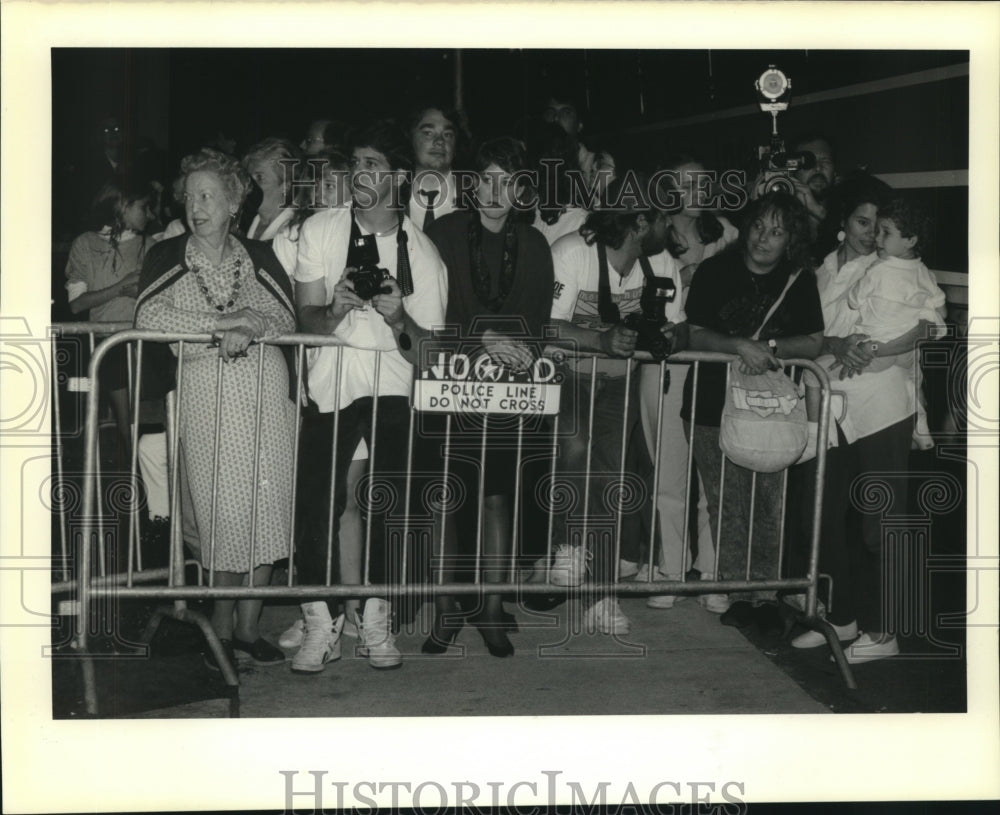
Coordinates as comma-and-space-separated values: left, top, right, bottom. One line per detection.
292, 119, 448, 672
544, 172, 686, 636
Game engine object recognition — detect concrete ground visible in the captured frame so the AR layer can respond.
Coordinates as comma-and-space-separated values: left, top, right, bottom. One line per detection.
228, 597, 828, 717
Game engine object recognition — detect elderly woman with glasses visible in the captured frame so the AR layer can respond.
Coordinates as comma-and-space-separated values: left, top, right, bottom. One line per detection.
134, 147, 298, 671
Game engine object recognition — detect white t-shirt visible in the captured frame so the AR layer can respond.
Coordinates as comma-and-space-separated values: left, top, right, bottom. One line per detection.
294, 206, 448, 411
408, 170, 460, 229
550, 231, 685, 375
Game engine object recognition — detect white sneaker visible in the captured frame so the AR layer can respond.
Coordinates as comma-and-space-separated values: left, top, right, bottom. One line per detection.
584, 598, 631, 635
549, 544, 590, 587
356, 598, 402, 669
841, 632, 899, 664
618, 559, 639, 579
696, 574, 730, 614
291, 604, 344, 674
633, 565, 680, 609
278, 617, 305, 650
791, 619, 858, 649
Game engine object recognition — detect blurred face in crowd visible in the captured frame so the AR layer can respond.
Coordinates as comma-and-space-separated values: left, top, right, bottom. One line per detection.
122, 197, 153, 233
543, 98, 581, 136
792, 138, 835, 199
248, 155, 287, 208
638, 210, 672, 257
351, 146, 396, 209
320, 164, 351, 208
745, 207, 791, 273
592, 150, 617, 196
476, 162, 523, 228
841, 202, 878, 258
301, 120, 330, 156
875, 217, 918, 261
101, 116, 123, 151
411, 108, 457, 173
671, 161, 710, 216
184, 170, 235, 241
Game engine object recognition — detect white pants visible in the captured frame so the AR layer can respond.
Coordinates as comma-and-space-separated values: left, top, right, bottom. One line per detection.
137, 431, 202, 558
638, 363, 716, 577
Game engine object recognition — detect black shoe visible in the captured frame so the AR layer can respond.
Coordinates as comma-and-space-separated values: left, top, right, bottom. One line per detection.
203, 638, 236, 673
421, 614, 463, 654
471, 613, 515, 658
720, 601, 755, 628
521, 593, 565, 612
232, 636, 285, 665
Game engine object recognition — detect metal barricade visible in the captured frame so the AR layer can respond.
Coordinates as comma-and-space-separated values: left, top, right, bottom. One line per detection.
55, 327, 853, 715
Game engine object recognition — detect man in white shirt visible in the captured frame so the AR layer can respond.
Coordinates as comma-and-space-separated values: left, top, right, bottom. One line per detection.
406, 104, 465, 231
545, 172, 686, 636
293, 119, 448, 672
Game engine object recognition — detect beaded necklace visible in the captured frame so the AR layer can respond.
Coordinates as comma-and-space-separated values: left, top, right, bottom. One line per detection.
189, 244, 244, 312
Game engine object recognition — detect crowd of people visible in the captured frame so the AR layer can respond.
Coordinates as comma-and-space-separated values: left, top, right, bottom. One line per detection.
61, 88, 949, 676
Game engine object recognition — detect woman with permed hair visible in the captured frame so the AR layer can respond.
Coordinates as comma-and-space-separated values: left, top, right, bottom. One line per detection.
135, 147, 298, 672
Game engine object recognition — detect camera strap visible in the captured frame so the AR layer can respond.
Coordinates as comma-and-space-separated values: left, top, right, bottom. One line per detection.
348, 207, 414, 297
596, 243, 656, 324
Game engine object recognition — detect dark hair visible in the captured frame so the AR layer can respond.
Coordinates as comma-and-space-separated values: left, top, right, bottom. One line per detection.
473, 136, 534, 224
580, 172, 658, 250
87, 181, 151, 274
741, 190, 812, 271
406, 103, 461, 139
791, 131, 835, 157
832, 169, 892, 224
349, 118, 413, 173
321, 120, 348, 151
880, 197, 931, 256
525, 121, 580, 224
288, 147, 352, 234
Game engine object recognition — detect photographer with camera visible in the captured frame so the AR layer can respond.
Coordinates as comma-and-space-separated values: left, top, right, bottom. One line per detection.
545, 172, 686, 635
292, 119, 448, 673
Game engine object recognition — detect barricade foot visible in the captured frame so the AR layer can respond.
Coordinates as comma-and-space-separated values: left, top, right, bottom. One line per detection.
809, 616, 858, 690
177, 608, 241, 689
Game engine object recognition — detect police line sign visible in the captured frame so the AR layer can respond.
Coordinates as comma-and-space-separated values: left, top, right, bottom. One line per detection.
413, 351, 561, 415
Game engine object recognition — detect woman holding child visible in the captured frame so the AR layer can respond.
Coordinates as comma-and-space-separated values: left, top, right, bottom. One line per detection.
787, 172, 945, 663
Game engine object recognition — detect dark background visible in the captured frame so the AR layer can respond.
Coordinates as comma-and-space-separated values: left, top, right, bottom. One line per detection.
51, 48, 969, 273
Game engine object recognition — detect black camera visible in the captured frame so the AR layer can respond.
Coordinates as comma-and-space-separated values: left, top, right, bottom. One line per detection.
752, 65, 816, 198
622, 275, 676, 362
346, 233, 392, 300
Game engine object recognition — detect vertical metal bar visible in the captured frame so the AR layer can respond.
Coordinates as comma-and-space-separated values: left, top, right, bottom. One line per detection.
287, 343, 305, 587
473, 417, 487, 585
807, 364, 833, 619
78, 336, 105, 647
745, 472, 757, 580
714, 363, 730, 583
51, 333, 69, 580
647, 362, 667, 580
509, 416, 524, 582
208, 356, 225, 587
544, 413, 559, 581
127, 341, 143, 586
683, 361, 698, 577
325, 346, 344, 585
363, 352, 382, 585
437, 414, 453, 586
401, 406, 415, 586
613, 363, 632, 582
247, 343, 267, 584
582, 358, 598, 554
168, 345, 185, 588
92, 333, 105, 579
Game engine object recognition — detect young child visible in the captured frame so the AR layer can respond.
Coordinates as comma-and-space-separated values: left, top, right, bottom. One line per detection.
800, 198, 946, 458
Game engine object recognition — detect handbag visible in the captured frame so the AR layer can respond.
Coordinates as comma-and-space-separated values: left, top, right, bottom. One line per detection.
718, 270, 808, 473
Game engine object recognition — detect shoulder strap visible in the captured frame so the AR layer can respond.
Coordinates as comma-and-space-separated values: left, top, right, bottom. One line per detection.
751, 269, 801, 341
596, 243, 621, 324
638, 254, 656, 281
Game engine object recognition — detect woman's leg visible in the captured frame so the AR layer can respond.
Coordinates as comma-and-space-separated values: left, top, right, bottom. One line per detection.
233, 564, 274, 641
340, 457, 366, 624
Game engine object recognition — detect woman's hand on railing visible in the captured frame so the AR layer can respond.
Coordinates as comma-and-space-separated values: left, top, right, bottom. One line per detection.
482, 329, 534, 372
216, 308, 268, 339
734, 337, 780, 374
218, 326, 255, 361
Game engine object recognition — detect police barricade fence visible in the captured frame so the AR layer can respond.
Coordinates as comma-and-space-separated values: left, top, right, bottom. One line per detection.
51, 325, 853, 712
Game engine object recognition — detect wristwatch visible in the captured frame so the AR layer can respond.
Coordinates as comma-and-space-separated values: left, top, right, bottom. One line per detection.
767, 338, 778, 353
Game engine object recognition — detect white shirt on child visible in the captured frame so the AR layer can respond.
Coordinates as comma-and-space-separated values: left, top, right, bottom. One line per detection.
847, 255, 946, 342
